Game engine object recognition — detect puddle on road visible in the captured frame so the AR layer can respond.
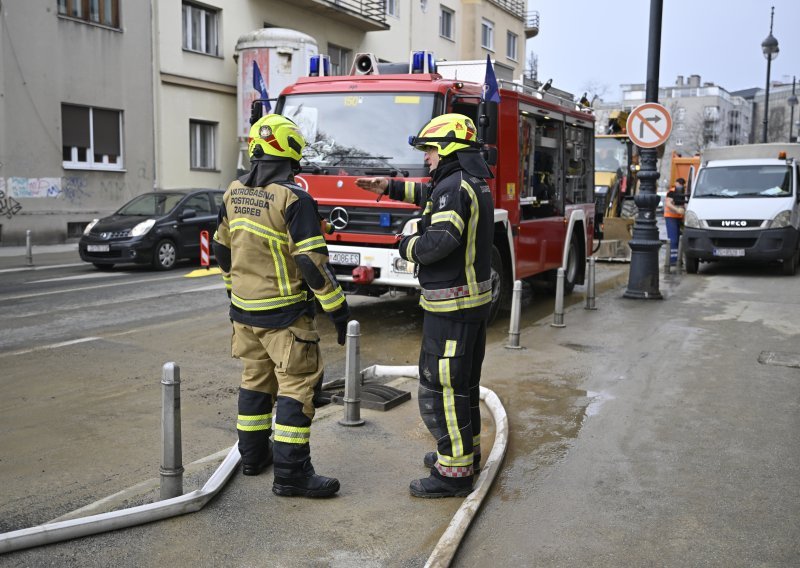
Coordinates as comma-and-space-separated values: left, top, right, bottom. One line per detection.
487, 372, 598, 502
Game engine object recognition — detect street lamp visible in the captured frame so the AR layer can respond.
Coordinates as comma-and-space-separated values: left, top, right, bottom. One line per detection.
761, 6, 779, 143
788, 76, 797, 143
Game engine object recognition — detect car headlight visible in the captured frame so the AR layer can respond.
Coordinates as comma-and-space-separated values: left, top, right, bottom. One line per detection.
684, 210, 701, 228
83, 219, 100, 235
768, 210, 792, 228
131, 219, 156, 237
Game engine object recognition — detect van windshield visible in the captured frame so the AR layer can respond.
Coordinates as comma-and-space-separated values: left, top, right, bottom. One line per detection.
693, 165, 792, 198
280, 92, 436, 176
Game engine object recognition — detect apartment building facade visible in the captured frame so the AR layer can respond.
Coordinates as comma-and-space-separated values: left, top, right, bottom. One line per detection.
0, 0, 530, 244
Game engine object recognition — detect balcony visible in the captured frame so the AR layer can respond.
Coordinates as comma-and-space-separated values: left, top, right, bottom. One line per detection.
525, 10, 540, 38
487, 0, 526, 20
289, 0, 388, 32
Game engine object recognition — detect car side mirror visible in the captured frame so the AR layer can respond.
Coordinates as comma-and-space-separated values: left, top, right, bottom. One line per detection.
179, 208, 197, 221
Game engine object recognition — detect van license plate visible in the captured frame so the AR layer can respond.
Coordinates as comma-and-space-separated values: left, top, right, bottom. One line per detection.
330, 252, 360, 266
87, 244, 110, 252
713, 248, 744, 257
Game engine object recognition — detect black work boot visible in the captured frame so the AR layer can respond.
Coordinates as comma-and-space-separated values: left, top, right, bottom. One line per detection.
242, 443, 273, 476
409, 473, 473, 498
273, 473, 340, 498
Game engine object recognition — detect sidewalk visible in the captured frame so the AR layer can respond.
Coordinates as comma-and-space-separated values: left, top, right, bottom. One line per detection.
0, 243, 81, 271
3, 259, 797, 566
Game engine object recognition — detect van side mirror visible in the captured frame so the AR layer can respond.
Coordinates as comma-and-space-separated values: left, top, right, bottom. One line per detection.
179, 208, 197, 221
482, 146, 498, 166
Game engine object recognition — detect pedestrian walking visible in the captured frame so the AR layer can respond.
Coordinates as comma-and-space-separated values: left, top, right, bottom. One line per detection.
213, 114, 350, 498
356, 113, 494, 498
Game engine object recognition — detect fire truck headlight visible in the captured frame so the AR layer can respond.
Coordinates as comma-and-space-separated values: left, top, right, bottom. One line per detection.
768, 210, 792, 228
684, 210, 702, 229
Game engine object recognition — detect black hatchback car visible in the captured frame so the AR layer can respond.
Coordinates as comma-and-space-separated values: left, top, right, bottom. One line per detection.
79, 189, 224, 270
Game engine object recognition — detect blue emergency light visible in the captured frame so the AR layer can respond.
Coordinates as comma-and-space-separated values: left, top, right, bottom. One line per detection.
308, 54, 331, 77
379, 213, 391, 228
410, 51, 435, 74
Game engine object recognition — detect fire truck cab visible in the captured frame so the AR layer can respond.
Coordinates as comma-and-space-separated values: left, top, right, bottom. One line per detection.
273, 52, 597, 323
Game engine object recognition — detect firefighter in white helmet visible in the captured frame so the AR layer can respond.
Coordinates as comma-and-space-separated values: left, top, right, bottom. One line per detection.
213, 114, 349, 497
356, 113, 493, 497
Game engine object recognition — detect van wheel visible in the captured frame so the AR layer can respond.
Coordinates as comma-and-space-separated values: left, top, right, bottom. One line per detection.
488, 245, 508, 325
782, 248, 799, 276
685, 255, 699, 274
153, 239, 177, 270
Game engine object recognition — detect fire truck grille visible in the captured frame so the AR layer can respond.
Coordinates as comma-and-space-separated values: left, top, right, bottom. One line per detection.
317, 205, 418, 236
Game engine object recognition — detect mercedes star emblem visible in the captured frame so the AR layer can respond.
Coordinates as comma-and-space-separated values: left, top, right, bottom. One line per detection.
329, 207, 349, 230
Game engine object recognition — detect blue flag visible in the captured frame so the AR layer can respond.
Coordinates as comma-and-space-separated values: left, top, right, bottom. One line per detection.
252, 60, 271, 112
482, 54, 500, 103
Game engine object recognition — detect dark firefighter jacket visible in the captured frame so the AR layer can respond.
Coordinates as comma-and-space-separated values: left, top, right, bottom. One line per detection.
213, 162, 347, 329
388, 153, 494, 322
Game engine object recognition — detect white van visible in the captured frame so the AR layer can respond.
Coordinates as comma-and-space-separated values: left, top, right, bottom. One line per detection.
683, 144, 800, 275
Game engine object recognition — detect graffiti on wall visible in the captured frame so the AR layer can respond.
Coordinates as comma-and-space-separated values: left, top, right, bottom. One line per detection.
0, 179, 23, 219
4, 176, 89, 204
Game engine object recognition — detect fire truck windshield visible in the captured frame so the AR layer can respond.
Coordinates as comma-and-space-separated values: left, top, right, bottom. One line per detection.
281, 92, 436, 175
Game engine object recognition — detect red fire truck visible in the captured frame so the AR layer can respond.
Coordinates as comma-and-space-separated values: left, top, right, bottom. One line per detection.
272, 52, 597, 323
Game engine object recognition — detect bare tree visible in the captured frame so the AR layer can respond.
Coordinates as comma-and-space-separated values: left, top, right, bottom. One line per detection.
767, 106, 786, 142
581, 80, 610, 105
525, 51, 538, 83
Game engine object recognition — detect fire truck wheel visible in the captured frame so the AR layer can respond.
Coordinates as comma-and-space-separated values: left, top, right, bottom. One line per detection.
563, 238, 579, 294
488, 245, 508, 325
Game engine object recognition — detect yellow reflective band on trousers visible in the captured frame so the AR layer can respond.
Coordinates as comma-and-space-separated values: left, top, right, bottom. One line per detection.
231, 290, 308, 311
404, 181, 416, 203
274, 423, 311, 444
431, 210, 465, 235
317, 285, 346, 311
295, 235, 326, 253
438, 452, 473, 467
237, 413, 272, 432
438, 345, 465, 458
419, 290, 491, 313
460, 180, 480, 296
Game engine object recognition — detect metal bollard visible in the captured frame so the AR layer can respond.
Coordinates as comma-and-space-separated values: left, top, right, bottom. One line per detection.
551, 267, 566, 328
506, 280, 523, 349
677, 233, 685, 272
339, 321, 365, 427
25, 230, 33, 267
584, 257, 597, 310
663, 239, 671, 274
160, 362, 184, 500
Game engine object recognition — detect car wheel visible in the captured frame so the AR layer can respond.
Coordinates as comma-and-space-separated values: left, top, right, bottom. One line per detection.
487, 245, 509, 325
93, 263, 114, 271
685, 255, 699, 274
782, 248, 799, 276
152, 239, 177, 270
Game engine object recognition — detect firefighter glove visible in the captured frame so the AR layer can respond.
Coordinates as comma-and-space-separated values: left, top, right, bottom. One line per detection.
329, 304, 350, 346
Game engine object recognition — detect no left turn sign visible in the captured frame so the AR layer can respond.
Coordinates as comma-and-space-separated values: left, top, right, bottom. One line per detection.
626, 102, 672, 148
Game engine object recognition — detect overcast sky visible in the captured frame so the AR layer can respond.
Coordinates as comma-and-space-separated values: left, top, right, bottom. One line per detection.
528, 0, 800, 102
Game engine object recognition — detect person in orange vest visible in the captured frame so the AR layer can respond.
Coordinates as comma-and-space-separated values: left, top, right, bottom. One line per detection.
664, 177, 687, 265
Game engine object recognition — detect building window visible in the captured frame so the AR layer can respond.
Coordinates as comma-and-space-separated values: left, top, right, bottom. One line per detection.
190, 120, 217, 170
182, 2, 219, 56
481, 19, 494, 51
506, 31, 518, 61
440, 6, 454, 40
329, 44, 352, 75
386, 0, 399, 17
57, 0, 120, 28
61, 104, 123, 170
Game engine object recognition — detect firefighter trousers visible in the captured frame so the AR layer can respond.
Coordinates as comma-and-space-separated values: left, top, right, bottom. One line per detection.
231, 314, 323, 478
417, 312, 486, 480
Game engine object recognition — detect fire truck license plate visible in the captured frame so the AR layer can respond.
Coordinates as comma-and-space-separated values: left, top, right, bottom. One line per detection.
712, 248, 745, 257
330, 252, 360, 266
87, 244, 110, 252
